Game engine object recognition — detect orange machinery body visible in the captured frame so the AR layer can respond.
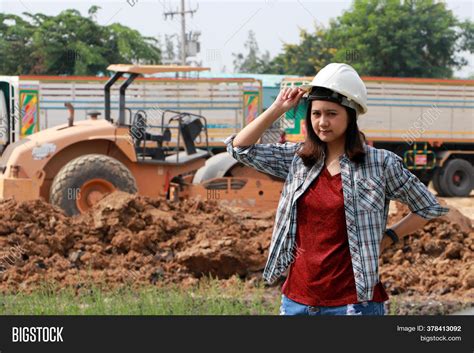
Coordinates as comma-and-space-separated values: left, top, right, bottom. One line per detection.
0, 119, 205, 202
174, 164, 284, 211
0, 118, 284, 211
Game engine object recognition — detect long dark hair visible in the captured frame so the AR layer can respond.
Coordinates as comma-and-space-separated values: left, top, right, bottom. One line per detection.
296, 101, 366, 167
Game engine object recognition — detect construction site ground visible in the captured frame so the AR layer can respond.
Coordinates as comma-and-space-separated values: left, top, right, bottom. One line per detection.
0, 185, 472, 315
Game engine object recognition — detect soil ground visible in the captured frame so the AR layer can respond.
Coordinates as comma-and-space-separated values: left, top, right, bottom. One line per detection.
0, 189, 472, 315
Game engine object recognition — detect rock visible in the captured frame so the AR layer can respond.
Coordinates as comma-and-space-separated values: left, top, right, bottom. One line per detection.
69, 250, 84, 263
149, 267, 165, 284
462, 270, 474, 289
444, 243, 463, 260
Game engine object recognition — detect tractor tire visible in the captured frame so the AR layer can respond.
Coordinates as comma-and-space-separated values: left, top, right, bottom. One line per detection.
50, 154, 137, 216
439, 159, 473, 197
432, 167, 449, 197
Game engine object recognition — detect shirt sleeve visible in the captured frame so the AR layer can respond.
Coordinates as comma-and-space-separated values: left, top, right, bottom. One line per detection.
384, 152, 450, 220
224, 133, 302, 180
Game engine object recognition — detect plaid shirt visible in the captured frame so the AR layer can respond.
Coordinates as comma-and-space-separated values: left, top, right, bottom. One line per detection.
224, 133, 450, 302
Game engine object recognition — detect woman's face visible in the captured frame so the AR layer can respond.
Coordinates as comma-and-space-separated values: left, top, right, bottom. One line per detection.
310, 100, 349, 144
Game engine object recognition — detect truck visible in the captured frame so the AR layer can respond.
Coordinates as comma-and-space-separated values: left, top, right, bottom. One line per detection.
0, 71, 262, 154
0, 77, 41, 153
277, 76, 474, 197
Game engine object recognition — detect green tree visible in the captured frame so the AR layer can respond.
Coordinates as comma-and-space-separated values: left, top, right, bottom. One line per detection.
0, 6, 161, 76
328, 0, 474, 78
26, 9, 110, 75
107, 23, 161, 66
262, 26, 335, 76
232, 30, 271, 73
0, 14, 36, 74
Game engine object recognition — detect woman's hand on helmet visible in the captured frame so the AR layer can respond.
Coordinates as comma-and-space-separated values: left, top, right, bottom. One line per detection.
272, 87, 306, 113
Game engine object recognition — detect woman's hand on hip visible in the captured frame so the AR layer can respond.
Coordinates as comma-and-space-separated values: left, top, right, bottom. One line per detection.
380, 234, 394, 253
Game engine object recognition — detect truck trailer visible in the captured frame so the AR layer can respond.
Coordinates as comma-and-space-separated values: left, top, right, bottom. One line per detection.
0, 73, 262, 154
277, 76, 474, 197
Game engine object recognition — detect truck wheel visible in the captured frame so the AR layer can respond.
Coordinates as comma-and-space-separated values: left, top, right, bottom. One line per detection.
432, 167, 449, 197
50, 154, 137, 216
440, 159, 473, 197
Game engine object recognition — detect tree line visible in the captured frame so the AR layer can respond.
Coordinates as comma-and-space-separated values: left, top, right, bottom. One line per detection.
233, 0, 474, 78
0, 6, 161, 76
1, 0, 472, 78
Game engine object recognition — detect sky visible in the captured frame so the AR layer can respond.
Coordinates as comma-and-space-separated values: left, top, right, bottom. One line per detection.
1, 0, 473, 77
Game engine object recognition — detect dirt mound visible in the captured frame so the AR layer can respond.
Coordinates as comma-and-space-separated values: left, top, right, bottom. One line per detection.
0, 193, 472, 307
380, 201, 473, 301
0, 193, 274, 291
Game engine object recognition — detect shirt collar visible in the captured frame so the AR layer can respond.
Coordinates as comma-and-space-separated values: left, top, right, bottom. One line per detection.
322, 141, 368, 163
321, 149, 349, 163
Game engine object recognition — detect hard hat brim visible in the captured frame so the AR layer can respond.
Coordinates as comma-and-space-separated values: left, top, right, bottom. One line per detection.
299, 84, 368, 115
299, 84, 313, 92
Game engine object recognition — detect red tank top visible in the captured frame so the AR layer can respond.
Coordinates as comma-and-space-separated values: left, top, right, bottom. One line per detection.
282, 165, 388, 306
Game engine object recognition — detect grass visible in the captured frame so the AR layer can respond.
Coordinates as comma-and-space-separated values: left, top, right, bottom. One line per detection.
388, 295, 398, 315
0, 277, 281, 315
3, 277, 463, 315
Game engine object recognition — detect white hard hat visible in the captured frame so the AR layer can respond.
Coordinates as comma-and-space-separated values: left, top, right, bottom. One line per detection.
301, 63, 368, 115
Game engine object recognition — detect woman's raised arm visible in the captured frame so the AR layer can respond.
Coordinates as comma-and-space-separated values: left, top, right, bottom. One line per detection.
232, 87, 306, 147
224, 87, 306, 180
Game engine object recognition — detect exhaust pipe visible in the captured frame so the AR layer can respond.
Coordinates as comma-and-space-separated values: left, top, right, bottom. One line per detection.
64, 102, 74, 127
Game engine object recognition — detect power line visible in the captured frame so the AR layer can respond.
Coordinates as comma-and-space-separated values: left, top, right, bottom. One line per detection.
163, 0, 199, 65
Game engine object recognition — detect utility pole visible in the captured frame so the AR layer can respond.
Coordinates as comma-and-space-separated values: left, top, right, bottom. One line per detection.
163, 1, 199, 65
180, 0, 185, 65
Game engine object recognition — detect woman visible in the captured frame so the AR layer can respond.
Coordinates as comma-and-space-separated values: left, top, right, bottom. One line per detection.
224, 63, 449, 316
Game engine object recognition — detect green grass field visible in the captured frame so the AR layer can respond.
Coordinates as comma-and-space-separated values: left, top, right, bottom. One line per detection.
2, 277, 466, 315
0, 277, 281, 315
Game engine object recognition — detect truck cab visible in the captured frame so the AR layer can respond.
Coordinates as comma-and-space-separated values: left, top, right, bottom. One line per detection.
0, 76, 40, 153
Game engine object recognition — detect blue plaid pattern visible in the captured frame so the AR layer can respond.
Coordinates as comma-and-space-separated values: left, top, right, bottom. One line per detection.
224, 133, 450, 302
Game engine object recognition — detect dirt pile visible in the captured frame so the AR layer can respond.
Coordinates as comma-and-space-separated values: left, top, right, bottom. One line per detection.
0, 193, 472, 306
0, 193, 274, 291
380, 201, 473, 302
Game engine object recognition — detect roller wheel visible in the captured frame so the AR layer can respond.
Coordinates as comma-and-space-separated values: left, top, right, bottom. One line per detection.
50, 154, 137, 215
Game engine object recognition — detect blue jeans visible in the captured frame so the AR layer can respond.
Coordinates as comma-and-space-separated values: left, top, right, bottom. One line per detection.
279, 294, 385, 316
